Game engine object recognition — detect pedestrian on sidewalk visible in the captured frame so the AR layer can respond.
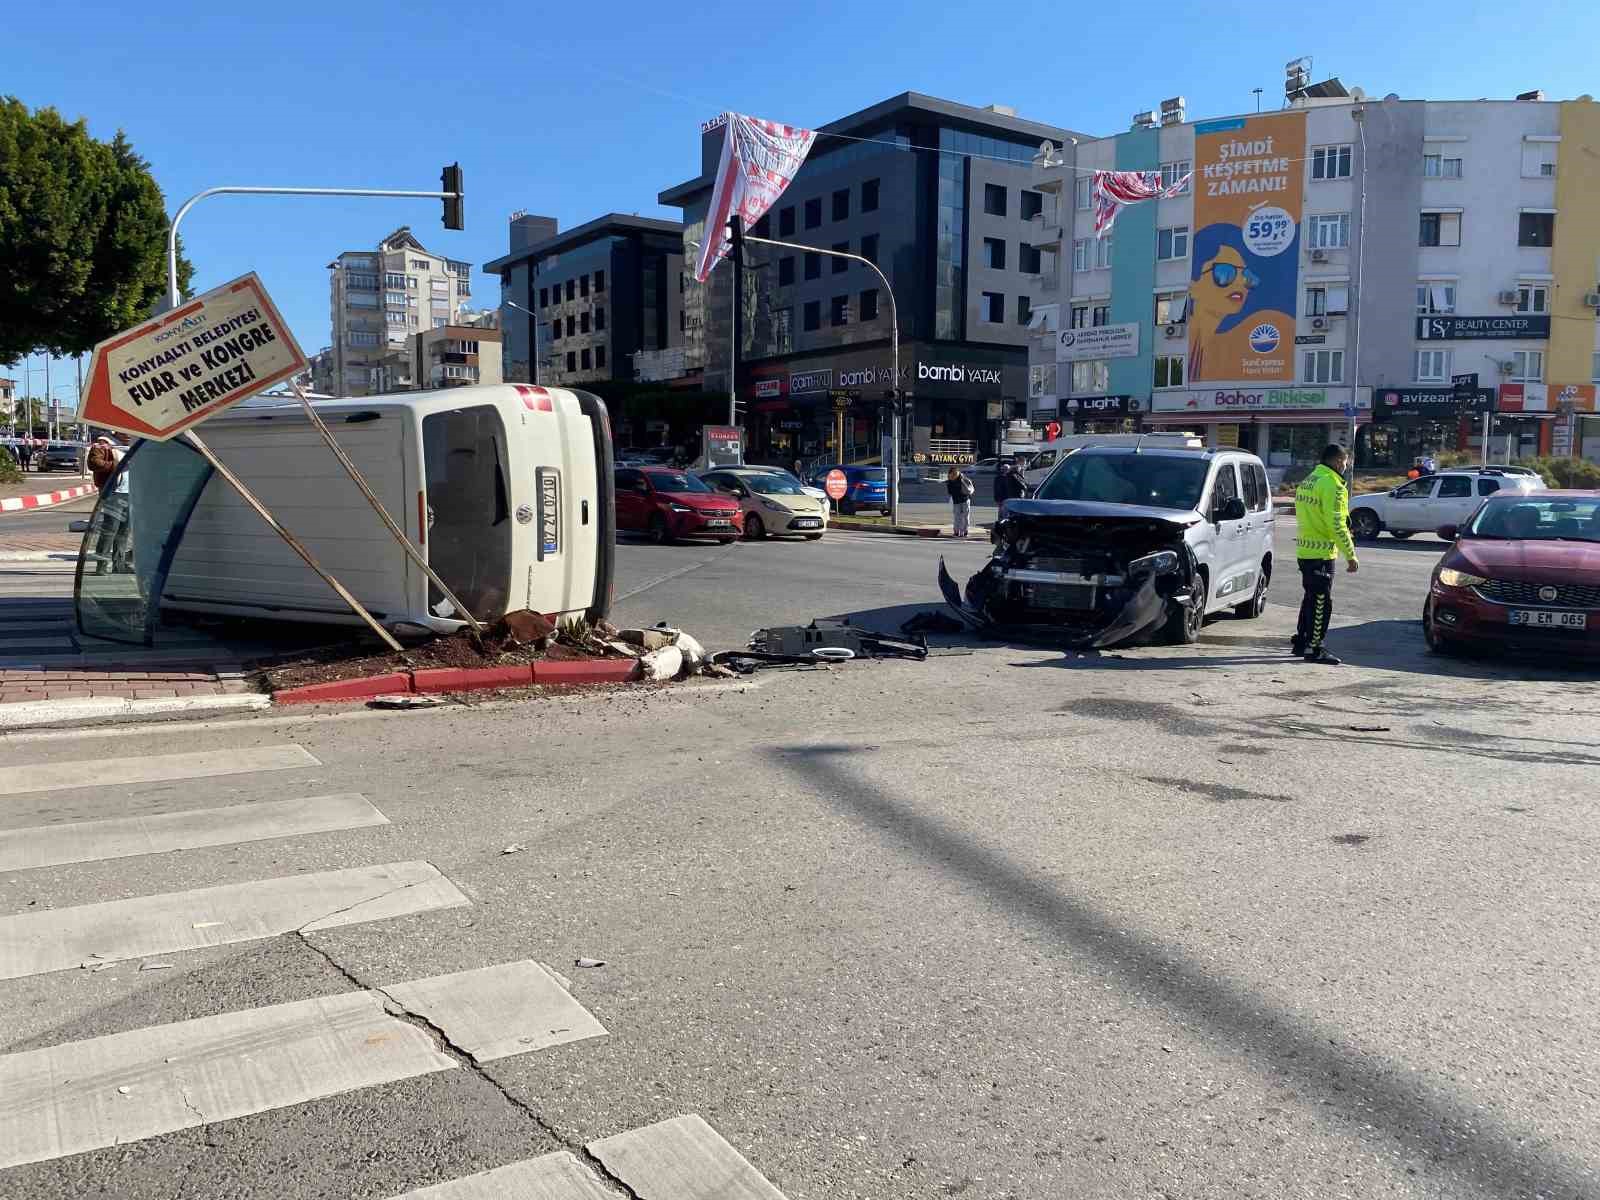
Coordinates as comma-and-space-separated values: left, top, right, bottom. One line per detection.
87, 437, 119, 491
1292, 443, 1359, 665
945, 466, 975, 536
994, 459, 1029, 518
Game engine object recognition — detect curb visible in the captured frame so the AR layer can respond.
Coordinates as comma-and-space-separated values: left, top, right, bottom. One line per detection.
0, 483, 94, 514
0, 692, 271, 730
272, 658, 642, 706
830, 517, 951, 538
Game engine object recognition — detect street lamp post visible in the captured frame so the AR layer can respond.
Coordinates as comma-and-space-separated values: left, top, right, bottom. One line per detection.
740, 233, 905, 522
500, 298, 550, 386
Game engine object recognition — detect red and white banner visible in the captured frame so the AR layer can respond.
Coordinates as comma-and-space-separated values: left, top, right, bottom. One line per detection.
693, 113, 816, 282
1092, 169, 1191, 237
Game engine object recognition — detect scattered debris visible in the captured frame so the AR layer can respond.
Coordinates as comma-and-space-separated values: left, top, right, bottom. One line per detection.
1331, 833, 1372, 846
367, 693, 446, 709
501, 844, 526, 855
117, 1086, 132, 1096
714, 621, 929, 673
1345, 724, 1391, 732
192, 921, 223, 929
574, 957, 606, 969
501, 609, 556, 647
640, 644, 685, 683
139, 961, 174, 971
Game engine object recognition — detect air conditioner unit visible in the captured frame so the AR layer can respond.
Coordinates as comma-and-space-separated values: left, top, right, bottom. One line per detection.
1311, 316, 1329, 331
1163, 322, 1184, 337
1584, 291, 1600, 309
1310, 248, 1329, 263
1497, 289, 1520, 305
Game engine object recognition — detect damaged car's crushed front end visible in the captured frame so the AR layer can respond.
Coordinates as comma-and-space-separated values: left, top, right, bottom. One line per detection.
939, 500, 1200, 647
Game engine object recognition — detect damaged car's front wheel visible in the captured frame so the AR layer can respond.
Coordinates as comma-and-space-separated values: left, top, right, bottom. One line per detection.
1162, 592, 1204, 645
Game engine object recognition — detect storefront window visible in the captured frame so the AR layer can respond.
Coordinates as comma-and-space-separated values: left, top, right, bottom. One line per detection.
1268, 425, 1335, 467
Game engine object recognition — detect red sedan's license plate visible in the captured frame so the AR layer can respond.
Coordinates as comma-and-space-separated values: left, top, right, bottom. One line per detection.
706, 519, 732, 528
1508, 609, 1588, 629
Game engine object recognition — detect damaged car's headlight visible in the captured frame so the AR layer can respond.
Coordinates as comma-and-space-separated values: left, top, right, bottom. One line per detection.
1127, 550, 1180, 576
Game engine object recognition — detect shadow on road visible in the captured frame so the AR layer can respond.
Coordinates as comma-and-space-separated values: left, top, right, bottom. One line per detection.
773, 743, 1598, 1200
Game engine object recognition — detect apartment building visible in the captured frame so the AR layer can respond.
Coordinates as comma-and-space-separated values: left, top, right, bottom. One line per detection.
409, 319, 504, 390
1026, 90, 1600, 466
0, 378, 13, 421
328, 227, 474, 396
659, 93, 1083, 464
485, 214, 685, 389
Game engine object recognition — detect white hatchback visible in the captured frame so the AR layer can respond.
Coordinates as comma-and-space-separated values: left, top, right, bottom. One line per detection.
1348, 469, 1543, 542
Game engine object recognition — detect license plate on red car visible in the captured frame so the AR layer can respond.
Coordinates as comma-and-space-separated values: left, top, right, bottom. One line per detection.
1508, 609, 1588, 629
706, 519, 732, 528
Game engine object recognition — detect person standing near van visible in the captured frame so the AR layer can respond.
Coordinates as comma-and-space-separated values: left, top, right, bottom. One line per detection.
994, 461, 1028, 516
1293, 443, 1359, 665
946, 466, 974, 537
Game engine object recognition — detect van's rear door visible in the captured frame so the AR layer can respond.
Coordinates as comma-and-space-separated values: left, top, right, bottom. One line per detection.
514, 385, 613, 621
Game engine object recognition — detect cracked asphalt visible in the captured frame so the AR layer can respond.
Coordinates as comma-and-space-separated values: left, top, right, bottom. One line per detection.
2, 521, 1598, 1198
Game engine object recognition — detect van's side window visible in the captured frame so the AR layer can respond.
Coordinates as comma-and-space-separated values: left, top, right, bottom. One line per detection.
422, 405, 512, 619
1210, 462, 1240, 516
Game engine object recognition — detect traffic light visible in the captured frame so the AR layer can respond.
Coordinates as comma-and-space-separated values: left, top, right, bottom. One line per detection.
441, 163, 464, 231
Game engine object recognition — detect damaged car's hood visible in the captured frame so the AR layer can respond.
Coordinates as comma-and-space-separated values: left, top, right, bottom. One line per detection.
999, 499, 1203, 534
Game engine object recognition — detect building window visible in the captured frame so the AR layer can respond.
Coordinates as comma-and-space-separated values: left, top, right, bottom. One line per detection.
1092, 304, 1110, 327
1420, 211, 1461, 247
385, 272, 405, 288
346, 273, 378, 290
1018, 244, 1042, 273
862, 178, 880, 213
1311, 145, 1352, 180
1414, 349, 1450, 382
1511, 350, 1544, 383
538, 287, 549, 308
551, 321, 560, 343
1071, 360, 1109, 392
580, 312, 590, 333
595, 270, 606, 293
1423, 153, 1463, 178
830, 295, 849, 327
984, 237, 1006, 269
1305, 286, 1327, 317
1160, 160, 1192, 193
1157, 225, 1189, 260
1094, 238, 1113, 269
679, 311, 686, 331
804, 252, 821, 281
1074, 176, 1092, 211
804, 197, 822, 229
984, 184, 1007, 217
1522, 141, 1557, 178
861, 288, 879, 321
982, 292, 1005, 323
1518, 212, 1555, 247
1306, 285, 1350, 315
832, 242, 849, 274
386, 290, 406, 307
1021, 190, 1044, 220
1592, 352, 1600, 383
751, 214, 770, 238
566, 352, 576, 373
779, 206, 795, 236
1517, 284, 1549, 314
595, 308, 606, 330
779, 257, 795, 286
1308, 213, 1350, 250
410, 258, 429, 270
1155, 292, 1186, 325
407, 276, 418, 290
596, 346, 606, 369
348, 330, 379, 347
432, 317, 447, 330
832, 188, 849, 221
803, 301, 820, 332
1070, 305, 1088, 329
581, 349, 592, 371
1154, 355, 1185, 388
566, 316, 575, 337
1016, 295, 1031, 325
1072, 239, 1090, 271
861, 234, 879, 264
566, 280, 576, 301
1303, 349, 1344, 383
1416, 282, 1456, 313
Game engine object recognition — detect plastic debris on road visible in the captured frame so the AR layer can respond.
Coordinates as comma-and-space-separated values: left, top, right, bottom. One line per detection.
501, 843, 526, 855
367, 693, 446, 709
574, 957, 607, 969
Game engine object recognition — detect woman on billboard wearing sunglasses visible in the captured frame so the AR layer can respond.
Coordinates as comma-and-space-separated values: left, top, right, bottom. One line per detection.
1184, 224, 1294, 385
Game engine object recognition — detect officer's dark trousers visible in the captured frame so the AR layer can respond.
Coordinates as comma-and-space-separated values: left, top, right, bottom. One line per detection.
1296, 559, 1335, 651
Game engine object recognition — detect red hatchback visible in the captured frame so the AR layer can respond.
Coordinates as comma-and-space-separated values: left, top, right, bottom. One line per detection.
1425, 490, 1600, 657
614, 466, 743, 544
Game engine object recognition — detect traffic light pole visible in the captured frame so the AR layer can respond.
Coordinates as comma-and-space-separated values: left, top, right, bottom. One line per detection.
729, 217, 743, 428
740, 233, 902, 522
165, 182, 464, 309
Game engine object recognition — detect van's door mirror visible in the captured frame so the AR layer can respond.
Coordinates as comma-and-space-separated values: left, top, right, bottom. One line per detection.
1218, 497, 1248, 522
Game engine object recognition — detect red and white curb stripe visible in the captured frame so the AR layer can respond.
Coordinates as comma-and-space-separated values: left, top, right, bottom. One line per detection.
0, 483, 93, 513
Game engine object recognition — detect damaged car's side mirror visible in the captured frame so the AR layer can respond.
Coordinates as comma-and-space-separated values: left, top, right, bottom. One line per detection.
1215, 497, 1247, 523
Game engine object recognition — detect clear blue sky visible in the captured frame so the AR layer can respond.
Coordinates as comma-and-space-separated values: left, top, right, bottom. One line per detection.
9, 0, 1597, 389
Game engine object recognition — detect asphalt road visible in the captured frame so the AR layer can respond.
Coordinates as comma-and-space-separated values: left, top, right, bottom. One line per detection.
0, 490, 97, 535
2, 517, 1598, 1199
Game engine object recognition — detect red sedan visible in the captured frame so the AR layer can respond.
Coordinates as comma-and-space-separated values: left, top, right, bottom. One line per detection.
1425, 490, 1600, 656
614, 466, 743, 544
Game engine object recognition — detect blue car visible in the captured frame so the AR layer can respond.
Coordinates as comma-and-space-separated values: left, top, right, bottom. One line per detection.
810, 464, 890, 514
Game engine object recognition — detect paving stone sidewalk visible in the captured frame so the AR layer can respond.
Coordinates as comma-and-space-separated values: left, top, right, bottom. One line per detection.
0, 666, 256, 705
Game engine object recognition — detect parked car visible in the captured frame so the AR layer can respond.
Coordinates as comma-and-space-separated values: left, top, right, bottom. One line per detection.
614, 466, 742, 544
766, 469, 830, 527
701, 468, 827, 540
36, 445, 85, 472
940, 446, 1275, 647
807, 464, 889, 514
1425, 491, 1600, 656
1348, 468, 1542, 541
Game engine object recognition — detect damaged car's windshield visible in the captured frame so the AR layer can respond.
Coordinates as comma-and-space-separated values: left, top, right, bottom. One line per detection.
1034, 453, 1209, 511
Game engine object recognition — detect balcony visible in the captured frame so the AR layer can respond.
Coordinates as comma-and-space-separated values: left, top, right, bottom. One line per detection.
1024, 209, 1063, 250
1028, 272, 1062, 298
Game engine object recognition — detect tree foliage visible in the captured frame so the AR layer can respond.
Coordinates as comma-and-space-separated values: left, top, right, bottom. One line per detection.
0, 97, 194, 363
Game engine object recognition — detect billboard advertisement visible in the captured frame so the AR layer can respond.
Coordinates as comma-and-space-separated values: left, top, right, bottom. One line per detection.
1187, 112, 1307, 384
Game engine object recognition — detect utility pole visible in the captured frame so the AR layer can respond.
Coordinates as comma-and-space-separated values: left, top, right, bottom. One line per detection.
729, 217, 743, 428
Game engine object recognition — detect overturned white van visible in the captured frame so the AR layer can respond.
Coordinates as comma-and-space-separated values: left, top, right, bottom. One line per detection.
75, 384, 615, 644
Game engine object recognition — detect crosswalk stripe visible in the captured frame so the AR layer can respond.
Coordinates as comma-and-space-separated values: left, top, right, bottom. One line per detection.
0, 959, 609, 1170
0, 744, 319, 797
0, 861, 468, 979
0, 792, 389, 873
383, 1152, 614, 1199
588, 1114, 789, 1200
384, 960, 608, 1062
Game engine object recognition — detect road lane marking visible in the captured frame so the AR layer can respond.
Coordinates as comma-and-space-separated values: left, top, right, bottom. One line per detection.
0, 744, 319, 797
384, 960, 608, 1061
382, 1151, 614, 1199
588, 1114, 789, 1200
0, 793, 388, 873
0, 861, 467, 979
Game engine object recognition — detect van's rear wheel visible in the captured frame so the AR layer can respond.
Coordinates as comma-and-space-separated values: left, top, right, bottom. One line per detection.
1233, 566, 1269, 619
1350, 509, 1381, 542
